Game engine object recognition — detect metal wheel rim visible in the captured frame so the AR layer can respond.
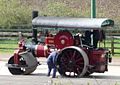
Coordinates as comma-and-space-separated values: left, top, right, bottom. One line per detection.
8, 56, 24, 75
57, 46, 89, 77
8, 55, 37, 75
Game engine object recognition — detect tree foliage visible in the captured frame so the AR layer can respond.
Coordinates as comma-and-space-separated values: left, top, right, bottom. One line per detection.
0, 0, 32, 27
0, 0, 120, 28
41, 2, 82, 17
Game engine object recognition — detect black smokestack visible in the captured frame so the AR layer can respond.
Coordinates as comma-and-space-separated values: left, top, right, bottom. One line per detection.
32, 11, 38, 20
32, 11, 38, 44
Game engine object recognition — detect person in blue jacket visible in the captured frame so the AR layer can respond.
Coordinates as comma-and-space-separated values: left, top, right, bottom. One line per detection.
47, 51, 59, 78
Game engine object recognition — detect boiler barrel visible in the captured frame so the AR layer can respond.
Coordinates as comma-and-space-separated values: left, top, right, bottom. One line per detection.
25, 44, 49, 57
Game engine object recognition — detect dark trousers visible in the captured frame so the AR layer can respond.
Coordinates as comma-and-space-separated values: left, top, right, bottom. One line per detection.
47, 63, 57, 78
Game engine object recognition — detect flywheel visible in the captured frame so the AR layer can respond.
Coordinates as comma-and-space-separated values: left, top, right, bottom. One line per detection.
54, 30, 74, 49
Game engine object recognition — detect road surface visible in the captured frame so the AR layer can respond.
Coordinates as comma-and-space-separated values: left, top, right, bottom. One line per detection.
0, 59, 120, 85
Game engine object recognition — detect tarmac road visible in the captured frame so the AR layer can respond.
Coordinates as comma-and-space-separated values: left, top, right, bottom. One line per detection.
0, 54, 120, 85
0, 61, 120, 85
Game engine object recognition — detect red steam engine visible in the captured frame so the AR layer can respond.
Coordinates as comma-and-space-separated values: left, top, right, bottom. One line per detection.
7, 11, 114, 77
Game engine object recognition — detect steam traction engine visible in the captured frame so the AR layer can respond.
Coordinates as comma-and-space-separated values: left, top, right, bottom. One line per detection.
7, 12, 114, 77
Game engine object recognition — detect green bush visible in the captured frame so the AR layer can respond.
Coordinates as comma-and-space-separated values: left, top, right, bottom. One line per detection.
42, 2, 82, 17
0, 0, 32, 27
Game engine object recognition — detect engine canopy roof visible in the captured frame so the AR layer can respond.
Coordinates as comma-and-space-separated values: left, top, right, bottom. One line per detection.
32, 16, 114, 29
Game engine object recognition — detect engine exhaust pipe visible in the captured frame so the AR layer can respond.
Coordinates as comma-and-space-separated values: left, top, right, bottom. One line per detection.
32, 11, 38, 44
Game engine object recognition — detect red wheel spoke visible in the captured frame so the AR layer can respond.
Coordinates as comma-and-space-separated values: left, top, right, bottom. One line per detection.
71, 50, 76, 60
76, 61, 84, 65
69, 71, 72, 76
61, 62, 69, 69
73, 67, 81, 75
76, 69, 81, 75
61, 57, 69, 64
76, 62, 84, 66
63, 52, 71, 60
74, 65, 84, 70
75, 57, 83, 63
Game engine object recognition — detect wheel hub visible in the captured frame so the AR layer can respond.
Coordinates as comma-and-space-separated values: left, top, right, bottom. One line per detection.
69, 60, 75, 66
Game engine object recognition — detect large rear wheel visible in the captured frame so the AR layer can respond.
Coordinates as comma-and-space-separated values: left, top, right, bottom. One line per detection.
57, 46, 89, 77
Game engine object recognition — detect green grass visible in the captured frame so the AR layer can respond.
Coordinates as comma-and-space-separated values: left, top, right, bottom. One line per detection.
0, 44, 17, 49
0, 40, 18, 54
99, 39, 120, 57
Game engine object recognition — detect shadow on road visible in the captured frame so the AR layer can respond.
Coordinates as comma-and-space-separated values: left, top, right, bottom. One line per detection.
30, 73, 47, 76
84, 75, 120, 80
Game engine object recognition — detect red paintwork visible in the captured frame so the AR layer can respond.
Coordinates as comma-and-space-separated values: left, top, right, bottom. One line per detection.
35, 45, 50, 57
89, 50, 106, 65
54, 31, 74, 49
45, 37, 54, 46
13, 39, 26, 64
89, 50, 107, 72
13, 51, 19, 64
84, 48, 107, 72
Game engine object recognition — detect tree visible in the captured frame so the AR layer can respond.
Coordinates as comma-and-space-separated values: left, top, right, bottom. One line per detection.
0, 0, 32, 28
42, 2, 82, 17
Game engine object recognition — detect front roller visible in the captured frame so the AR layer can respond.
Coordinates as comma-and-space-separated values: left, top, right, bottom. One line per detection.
7, 52, 38, 75
57, 46, 89, 77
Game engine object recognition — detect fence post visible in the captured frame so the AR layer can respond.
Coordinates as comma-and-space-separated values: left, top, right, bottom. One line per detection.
18, 32, 23, 41
111, 36, 114, 56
